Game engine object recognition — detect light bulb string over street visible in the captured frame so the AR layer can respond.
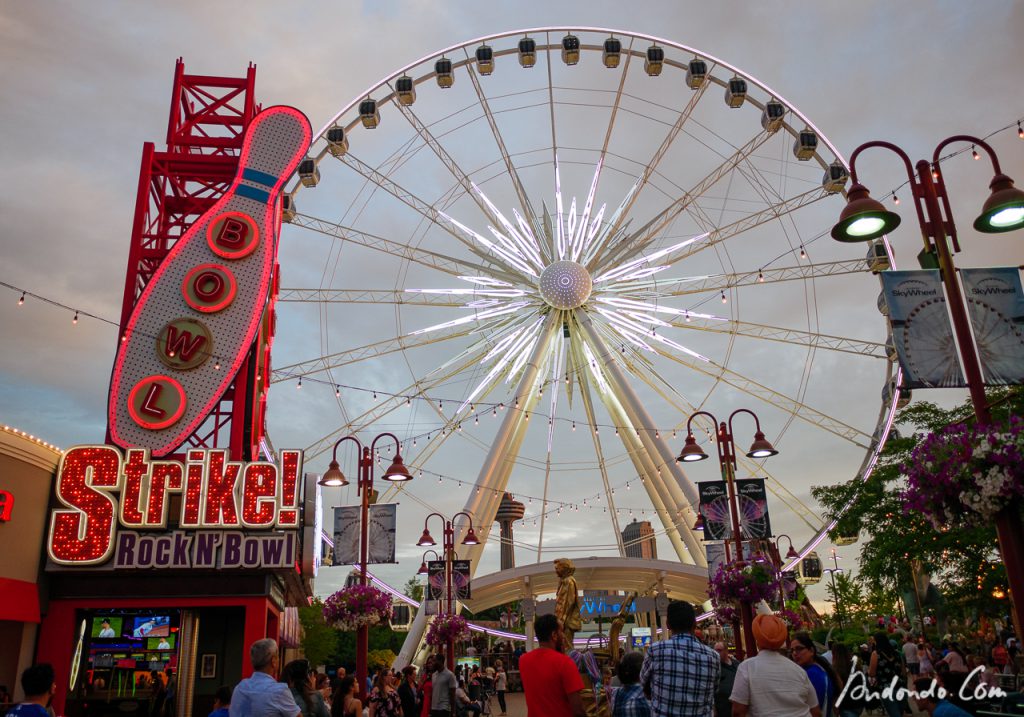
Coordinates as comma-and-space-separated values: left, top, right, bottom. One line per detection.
831, 132, 1024, 648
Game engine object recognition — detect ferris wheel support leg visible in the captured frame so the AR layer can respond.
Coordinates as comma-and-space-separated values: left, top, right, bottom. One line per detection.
575, 313, 706, 566
394, 602, 431, 671
457, 314, 561, 575
597, 391, 695, 564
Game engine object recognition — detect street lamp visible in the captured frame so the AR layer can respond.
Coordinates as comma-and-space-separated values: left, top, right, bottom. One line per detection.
678, 408, 779, 659
823, 548, 845, 632
417, 511, 480, 670
318, 433, 413, 700
831, 134, 1024, 642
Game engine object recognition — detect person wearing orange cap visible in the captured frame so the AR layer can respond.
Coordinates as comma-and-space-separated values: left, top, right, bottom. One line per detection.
730, 615, 821, 717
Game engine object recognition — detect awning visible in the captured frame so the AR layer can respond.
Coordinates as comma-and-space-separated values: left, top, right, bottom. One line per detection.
0, 577, 40, 622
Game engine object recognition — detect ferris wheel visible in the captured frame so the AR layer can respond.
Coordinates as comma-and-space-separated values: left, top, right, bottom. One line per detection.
274, 28, 898, 580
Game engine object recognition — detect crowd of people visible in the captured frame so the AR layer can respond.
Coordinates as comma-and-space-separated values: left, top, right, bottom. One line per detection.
5, 615, 1019, 717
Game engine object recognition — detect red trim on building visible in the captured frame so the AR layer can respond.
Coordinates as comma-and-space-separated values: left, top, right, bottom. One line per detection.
0, 577, 40, 622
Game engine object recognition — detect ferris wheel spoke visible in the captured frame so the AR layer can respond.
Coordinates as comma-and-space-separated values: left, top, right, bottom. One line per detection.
388, 93, 523, 251
277, 288, 472, 307
302, 349, 489, 459
290, 212, 521, 283
629, 259, 867, 299
670, 317, 888, 360
597, 129, 775, 271
460, 53, 543, 245
569, 339, 626, 555
647, 344, 872, 447
270, 320, 500, 383
331, 151, 526, 273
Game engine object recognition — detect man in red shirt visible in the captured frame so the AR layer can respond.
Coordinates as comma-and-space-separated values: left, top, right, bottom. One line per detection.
518, 613, 586, 717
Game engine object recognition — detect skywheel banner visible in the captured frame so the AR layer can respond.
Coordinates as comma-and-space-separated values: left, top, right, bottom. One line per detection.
960, 267, 1024, 385
880, 270, 965, 388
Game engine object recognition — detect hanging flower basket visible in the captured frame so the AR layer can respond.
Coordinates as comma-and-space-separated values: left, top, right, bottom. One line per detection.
776, 607, 804, 629
708, 561, 779, 623
903, 418, 1024, 529
322, 585, 393, 631
425, 613, 471, 647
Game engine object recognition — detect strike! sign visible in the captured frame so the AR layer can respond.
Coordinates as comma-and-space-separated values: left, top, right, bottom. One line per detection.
47, 445, 303, 569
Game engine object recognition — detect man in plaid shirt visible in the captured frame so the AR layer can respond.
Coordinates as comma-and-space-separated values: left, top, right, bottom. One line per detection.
641, 601, 720, 717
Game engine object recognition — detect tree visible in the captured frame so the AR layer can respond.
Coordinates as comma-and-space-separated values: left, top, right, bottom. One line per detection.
299, 598, 340, 667
403, 577, 424, 603
811, 388, 1021, 621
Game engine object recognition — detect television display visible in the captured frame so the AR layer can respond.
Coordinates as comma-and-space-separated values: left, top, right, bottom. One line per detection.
91, 616, 123, 639
146, 635, 175, 651
131, 616, 170, 638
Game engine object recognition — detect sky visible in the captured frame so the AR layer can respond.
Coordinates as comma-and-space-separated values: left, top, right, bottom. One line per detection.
2, 1, 1023, 613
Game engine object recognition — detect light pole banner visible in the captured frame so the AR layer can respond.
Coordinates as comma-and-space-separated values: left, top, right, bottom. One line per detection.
453, 559, 472, 600
960, 267, 1024, 385
332, 503, 397, 565
880, 270, 965, 388
697, 481, 731, 541
427, 560, 446, 601
735, 479, 772, 539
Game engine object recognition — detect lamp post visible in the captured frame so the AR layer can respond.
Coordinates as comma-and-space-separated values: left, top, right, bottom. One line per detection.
319, 433, 414, 701
417, 511, 480, 670
678, 408, 779, 659
831, 134, 1024, 640
823, 548, 845, 633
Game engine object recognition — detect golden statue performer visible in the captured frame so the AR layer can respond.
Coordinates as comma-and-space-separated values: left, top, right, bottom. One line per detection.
554, 558, 582, 647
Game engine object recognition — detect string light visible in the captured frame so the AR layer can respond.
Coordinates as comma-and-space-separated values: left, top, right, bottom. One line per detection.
572, 421, 576, 431
757, 270, 764, 283
373, 391, 377, 399
932, 165, 940, 181
72, 311, 78, 325
892, 192, 900, 206
1019, 121, 1023, 139
799, 245, 806, 259
720, 291, 727, 303
18, 292, 25, 306
297, 377, 302, 389
335, 385, 341, 397
121, 332, 128, 343
972, 145, 980, 161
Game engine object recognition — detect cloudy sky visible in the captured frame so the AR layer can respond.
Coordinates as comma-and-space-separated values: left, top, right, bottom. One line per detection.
2, 1, 1022, 610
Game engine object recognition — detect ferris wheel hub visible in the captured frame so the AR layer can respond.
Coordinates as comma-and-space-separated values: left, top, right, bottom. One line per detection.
538, 260, 593, 309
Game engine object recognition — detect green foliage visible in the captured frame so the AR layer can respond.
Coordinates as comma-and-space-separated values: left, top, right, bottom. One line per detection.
811, 388, 1021, 620
299, 599, 340, 667
403, 577, 424, 603
334, 626, 408, 672
367, 649, 396, 671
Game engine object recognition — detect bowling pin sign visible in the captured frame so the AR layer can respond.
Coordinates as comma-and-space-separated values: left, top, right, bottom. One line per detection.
109, 106, 311, 456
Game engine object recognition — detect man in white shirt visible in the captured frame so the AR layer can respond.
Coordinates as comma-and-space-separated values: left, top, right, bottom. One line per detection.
731, 615, 821, 717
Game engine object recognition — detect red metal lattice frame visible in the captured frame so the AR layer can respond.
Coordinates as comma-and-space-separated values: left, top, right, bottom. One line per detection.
109, 58, 271, 460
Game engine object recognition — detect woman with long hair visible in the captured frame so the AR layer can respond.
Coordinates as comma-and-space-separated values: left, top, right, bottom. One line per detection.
830, 643, 864, 717
868, 632, 904, 717
282, 661, 331, 717
331, 676, 361, 717
367, 670, 402, 717
790, 632, 840, 717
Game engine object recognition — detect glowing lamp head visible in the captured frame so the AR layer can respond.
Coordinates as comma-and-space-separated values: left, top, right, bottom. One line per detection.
383, 453, 413, 482
746, 431, 778, 459
318, 461, 349, 487
677, 433, 708, 462
538, 261, 593, 309
462, 527, 481, 545
416, 529, 436, 547
786, 545, 800, 560
831, 183, 901, 242
692, 514, 704, 532
974, 173, 1024, 233
417, 561, 428, 575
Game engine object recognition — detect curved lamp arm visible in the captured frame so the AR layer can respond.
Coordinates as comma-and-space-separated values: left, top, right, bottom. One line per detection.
847, 140, 929, 238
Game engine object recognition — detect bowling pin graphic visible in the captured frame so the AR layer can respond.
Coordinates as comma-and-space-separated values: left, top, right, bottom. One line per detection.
109, 106, 311, 456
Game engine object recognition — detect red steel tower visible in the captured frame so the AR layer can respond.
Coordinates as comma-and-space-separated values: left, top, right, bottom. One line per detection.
110, 59, 274, 460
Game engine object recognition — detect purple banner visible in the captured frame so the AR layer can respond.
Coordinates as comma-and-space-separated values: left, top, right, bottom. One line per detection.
698, 481, 731, 541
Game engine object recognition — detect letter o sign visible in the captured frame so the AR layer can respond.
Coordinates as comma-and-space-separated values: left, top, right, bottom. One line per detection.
207, 212, 260, 259
182, 264, 237, 313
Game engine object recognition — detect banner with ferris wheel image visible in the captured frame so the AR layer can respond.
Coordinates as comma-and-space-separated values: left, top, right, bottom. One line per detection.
960, 267, 1024, 385
880, 270, 966, 388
